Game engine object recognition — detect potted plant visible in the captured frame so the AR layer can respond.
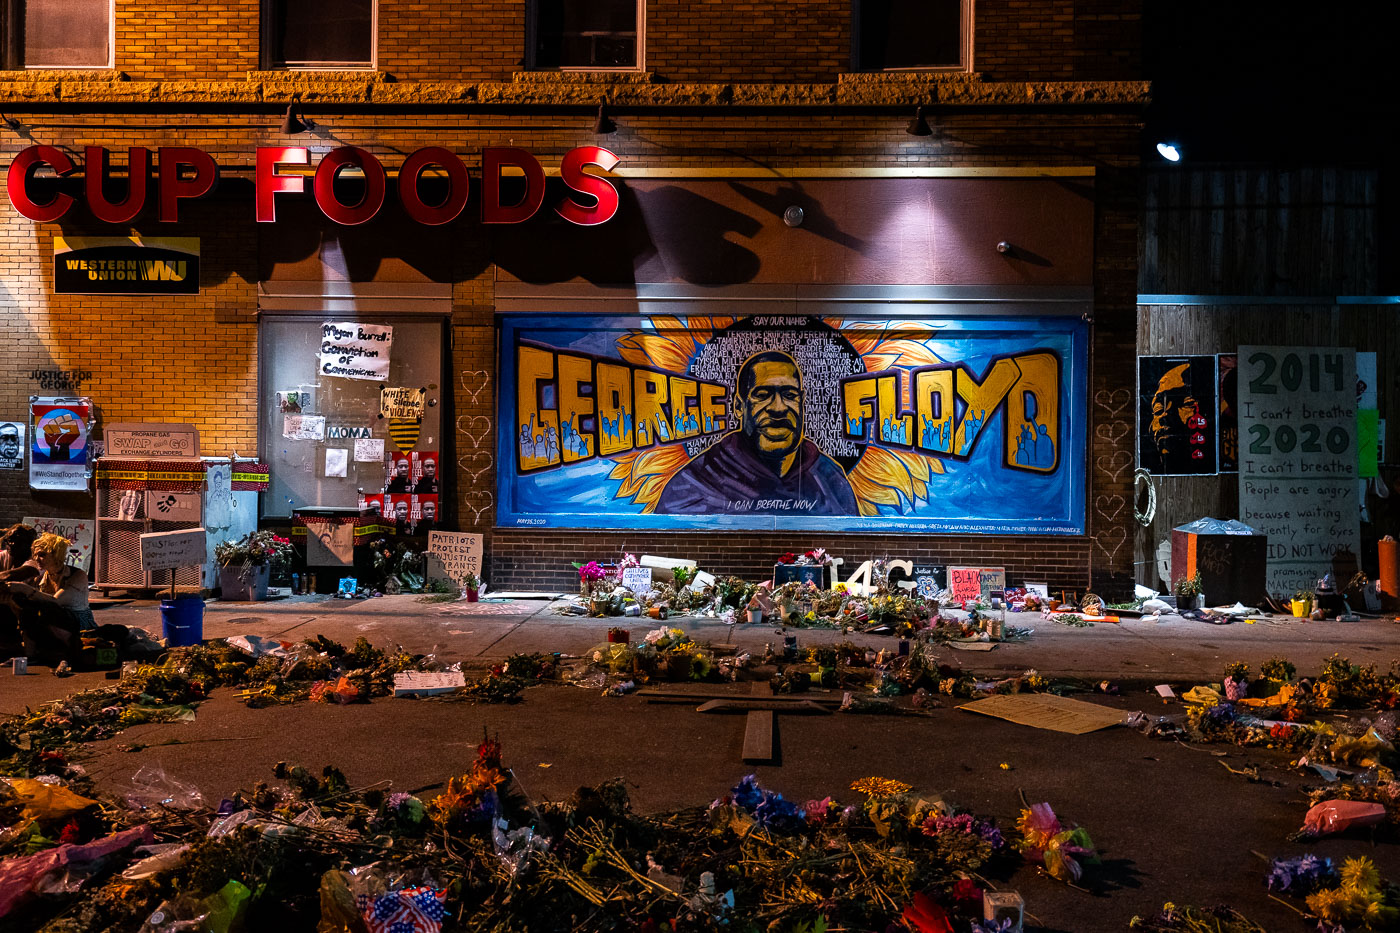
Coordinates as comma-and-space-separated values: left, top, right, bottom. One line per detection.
1173, 571, 1204, 610
462, 572, 481, 602
1290, 589, 1314, 618
214, 530, 292, 601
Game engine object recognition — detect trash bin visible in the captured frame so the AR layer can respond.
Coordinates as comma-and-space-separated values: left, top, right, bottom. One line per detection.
160, 597, 205, 647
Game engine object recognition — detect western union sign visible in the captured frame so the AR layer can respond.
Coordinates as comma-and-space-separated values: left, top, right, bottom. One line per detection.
54, 236, 199, 295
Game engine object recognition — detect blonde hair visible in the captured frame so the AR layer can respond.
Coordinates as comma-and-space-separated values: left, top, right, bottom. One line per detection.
32, 533, 72, 564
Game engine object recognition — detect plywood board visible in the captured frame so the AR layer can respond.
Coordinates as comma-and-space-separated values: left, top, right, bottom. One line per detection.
960, 693, 1124, 735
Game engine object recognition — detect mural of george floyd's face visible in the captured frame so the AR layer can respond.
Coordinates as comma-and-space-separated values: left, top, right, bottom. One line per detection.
0, 427, 18, 459
741, 359, 803, 458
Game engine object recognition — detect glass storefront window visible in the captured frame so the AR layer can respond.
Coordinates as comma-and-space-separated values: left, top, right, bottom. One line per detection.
258, 314, 445, 520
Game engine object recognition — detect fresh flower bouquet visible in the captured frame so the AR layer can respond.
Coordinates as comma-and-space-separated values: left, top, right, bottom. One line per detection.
214, 529, 293, 568
575, 560, 607, 598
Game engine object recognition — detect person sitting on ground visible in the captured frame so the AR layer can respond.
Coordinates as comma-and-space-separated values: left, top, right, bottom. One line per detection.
0, 524, 40, 655
1, 533, 95, 666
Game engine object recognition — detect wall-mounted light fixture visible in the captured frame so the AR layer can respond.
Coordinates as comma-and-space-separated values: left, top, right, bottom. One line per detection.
280, 94, 317, 135
905, 106, 932, 137
1, 113, 23, 133
1155, 141, 1182, 162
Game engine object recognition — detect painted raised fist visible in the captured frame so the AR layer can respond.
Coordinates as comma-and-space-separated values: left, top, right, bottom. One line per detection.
43, 414, 80, 460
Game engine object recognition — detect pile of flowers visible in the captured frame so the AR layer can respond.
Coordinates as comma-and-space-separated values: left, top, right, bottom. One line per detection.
213, 529, 293, 569
1015, 801, 1097, 883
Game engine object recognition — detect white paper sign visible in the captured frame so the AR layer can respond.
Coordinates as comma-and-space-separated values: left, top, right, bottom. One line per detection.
621, 566, 653, 594
0, 422, 25, 471
319, 322, 393, 381
282, 414, 326, 441
354, 438, 385, 462
1238, 346, 1359, 596
140, 527, 207, 572
23, 516, 95, 571
427, 531, 483, 581
325, 448, 348, 477
144, 491, 201, 521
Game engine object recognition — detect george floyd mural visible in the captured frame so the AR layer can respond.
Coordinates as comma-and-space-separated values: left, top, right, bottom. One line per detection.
497, 314, 1088, 533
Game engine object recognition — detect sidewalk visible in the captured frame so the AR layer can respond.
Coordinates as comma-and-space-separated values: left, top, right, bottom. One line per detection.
4, 592, 1397, 713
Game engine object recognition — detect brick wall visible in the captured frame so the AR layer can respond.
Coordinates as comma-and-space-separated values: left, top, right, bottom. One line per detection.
44, 0, 1139, 83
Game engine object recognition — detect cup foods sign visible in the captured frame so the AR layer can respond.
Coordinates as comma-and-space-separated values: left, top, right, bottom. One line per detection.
6, 144, 621, 227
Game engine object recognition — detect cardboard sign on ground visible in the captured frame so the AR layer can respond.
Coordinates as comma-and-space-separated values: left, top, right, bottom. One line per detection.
960, 692, 1124, 735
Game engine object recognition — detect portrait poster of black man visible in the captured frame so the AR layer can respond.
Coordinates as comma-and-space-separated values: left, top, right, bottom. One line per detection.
497, 315, 1088, 533
1137, 355, 1218, 476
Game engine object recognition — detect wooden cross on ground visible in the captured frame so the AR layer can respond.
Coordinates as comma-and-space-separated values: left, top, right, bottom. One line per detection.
636, 681, 840, 764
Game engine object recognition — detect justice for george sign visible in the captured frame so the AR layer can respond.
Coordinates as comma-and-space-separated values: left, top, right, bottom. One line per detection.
139, 528, 207, 573
427, 531, 482, 582
1237, 346, 1358, 596
320, 322, 393, 381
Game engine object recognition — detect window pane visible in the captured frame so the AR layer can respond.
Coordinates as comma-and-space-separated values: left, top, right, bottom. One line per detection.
859, 0, 962, 70
535, 0, 637, 68
25, 0, 110, 67
270, 0, 372, 67
259, 316, 443, 518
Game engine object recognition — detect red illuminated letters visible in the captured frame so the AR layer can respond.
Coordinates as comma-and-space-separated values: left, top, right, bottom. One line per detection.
5, 144, 621, 226
85, 147, 149, 224
481, 147, 547, 224
6, 146, 77, 222
313, 147, 386, 225
556, 146, 620, 226
255, 147, 308, 223
158, 147, 218, 222
398, 146, 470, 225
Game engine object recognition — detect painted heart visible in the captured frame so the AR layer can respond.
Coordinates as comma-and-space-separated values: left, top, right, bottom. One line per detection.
458, 449, 494, 483
459, 370, 492, 404
1095, 421, 1130, 444
1094, 388, 1131, 417
1094, 494, 1125, 523
1095, 527, 1127, 560
466, 489, 494, 524
456, 415, 492, 449
1096, 450, 1132, 481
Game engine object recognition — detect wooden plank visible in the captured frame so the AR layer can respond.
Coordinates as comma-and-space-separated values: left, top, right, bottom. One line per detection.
742, 710, 775, 763
697, 699, 832, 714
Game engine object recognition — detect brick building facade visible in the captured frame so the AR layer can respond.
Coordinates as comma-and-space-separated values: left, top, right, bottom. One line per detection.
1, 0, 1146, 595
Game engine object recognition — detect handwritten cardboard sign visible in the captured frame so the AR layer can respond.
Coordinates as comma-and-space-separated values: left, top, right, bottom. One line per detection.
1237, 346, 1358, 596
380, 387, 426, 420
427, 531, 482, 581
140, 528, 207, 572
621, 566, 653, 594
948, 567, 1006, 603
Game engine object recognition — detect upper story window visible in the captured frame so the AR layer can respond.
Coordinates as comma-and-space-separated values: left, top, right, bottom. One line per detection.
529, 0, 641, 70
855, 0, 970, 71
264, 0, 374, 69
1, 0, 114, 69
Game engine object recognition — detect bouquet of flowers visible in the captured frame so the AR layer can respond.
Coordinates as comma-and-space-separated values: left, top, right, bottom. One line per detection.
214, 530, 293, 569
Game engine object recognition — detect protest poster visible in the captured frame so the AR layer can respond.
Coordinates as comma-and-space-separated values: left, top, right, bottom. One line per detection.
30, 398, 92, 491
23, 516, 95, 571
380, 387, 426, 420
1238, 346, 1358, 596
319, 322, 393, 381
0, 422, 23, 471
427, 532, 483, 582
140, 528, 207, 573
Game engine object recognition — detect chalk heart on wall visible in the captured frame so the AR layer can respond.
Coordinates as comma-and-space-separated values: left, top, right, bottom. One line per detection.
1095, 421, 1130, 445
459, 371, 492, 404
1094, 494, 1125, 523
466, 489, 493, 523
1095, 527, 1127, 560
1096, 450, 1132, 481
458, 449, 494, 483
456, 415, 492, 449
1094, 388, 1131, 418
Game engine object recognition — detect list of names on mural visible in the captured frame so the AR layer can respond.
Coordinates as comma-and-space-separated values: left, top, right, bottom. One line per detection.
1237, 345, 1358, 596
